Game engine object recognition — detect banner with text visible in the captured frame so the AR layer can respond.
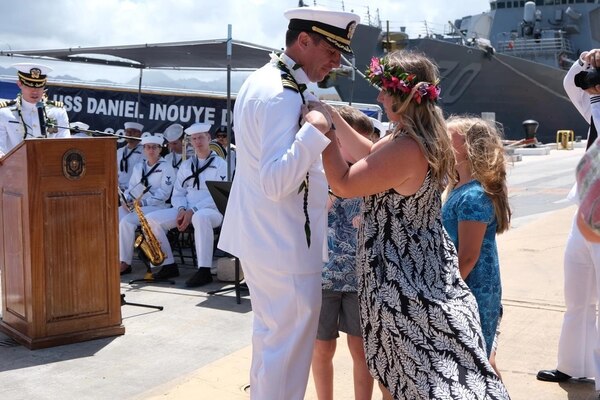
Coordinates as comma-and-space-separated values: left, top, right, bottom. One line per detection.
0, 80, 233, 135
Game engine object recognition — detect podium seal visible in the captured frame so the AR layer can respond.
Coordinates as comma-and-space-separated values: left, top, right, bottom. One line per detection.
62, 149, 86, 180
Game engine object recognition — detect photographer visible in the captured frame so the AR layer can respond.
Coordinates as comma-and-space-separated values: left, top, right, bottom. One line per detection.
537, 49, 600, 389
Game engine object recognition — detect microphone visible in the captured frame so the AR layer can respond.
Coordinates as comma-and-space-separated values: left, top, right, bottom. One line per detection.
36, 101, 47, 137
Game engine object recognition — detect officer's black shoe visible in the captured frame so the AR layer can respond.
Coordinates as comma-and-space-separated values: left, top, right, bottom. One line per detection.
152, 264, 180, 279
536, 369, 571, 382
185, 268, 213, 287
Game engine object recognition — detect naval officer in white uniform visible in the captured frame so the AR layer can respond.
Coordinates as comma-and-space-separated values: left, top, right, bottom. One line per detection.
0, 63, 70, 157
537, 49, 600, 388
218, 6, 360, 400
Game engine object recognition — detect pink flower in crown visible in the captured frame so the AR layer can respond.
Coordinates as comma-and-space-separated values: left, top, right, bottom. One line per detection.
424, 84, 440, 101
383, 76, 401, 92
398, 80, 412, 94
413, 90, 422, 104
369, 57, 382, 76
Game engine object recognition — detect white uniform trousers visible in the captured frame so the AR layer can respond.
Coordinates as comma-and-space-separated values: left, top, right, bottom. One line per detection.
118, 205, 163, 264
557, 213, 600, 388
242, 259, 322, 400
146, 208, 222, 268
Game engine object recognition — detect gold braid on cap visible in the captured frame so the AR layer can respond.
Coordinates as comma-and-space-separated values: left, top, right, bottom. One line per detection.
311, 26, 351, 45
17, 71, 47, 88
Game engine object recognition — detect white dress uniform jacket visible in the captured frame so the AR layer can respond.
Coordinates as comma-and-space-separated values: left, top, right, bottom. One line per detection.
144, 151, 227, 268
124, 158, 175, 207
119, 158, 175, 264
557, 55, 600, 386
217, 53, 331, 400
218, 53, 331, 273
117, 144, 144, 191
170, 151, 228, 212
0, 97, 70, 156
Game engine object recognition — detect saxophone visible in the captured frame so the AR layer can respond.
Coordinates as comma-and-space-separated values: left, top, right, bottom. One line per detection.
133, 198, 166, 266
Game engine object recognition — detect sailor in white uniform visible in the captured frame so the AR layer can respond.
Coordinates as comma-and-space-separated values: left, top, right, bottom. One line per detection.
537, 48, 600, 388
163, 123, 194, 172
217, 6, 360, 400
146, 123, 227, 286
119, 133, 175, 275
0, 63, 70, 157
214, 125, 237, 178
117, 121, 144, 191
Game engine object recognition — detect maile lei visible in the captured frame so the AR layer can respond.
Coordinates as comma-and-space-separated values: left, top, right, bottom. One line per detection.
270, 52, 312, 248
15, 93, 57, 138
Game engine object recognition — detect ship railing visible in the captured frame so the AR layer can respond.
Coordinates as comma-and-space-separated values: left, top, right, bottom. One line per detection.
496, 37, 573, 56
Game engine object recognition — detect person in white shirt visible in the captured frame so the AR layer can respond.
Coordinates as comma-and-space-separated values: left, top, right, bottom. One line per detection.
118, 133, 175, 275
0, 63, 70, 157
217, 6, 360, 400
214, 125, 236, 178
163, 123, 194, 172
537, 48, 600, 388
146, 123, 227, 286
117, 121, 144, 191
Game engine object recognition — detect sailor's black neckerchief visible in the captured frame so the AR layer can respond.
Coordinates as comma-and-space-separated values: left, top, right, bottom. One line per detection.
182, 153, 215, 190
172, 153, 182, 169
275, 53, 312, 248
140, 161, 161, 189
120, 145, 141, 173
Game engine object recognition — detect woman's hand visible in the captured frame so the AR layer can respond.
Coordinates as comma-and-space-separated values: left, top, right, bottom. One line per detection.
301, 101, 333, 133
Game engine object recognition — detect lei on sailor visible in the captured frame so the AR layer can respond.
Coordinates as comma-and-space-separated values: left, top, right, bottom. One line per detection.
15, 93, 58, 138
365, 56, 441, 104
270, 52, 312, 248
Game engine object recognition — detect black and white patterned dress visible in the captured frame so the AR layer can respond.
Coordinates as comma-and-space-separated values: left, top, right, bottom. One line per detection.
356, 170, 510, 399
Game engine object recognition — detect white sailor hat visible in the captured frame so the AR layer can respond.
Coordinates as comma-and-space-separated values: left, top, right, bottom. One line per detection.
12, 63, 53, 88
163, 123, 184, 142
284, 6, 360, 55
184, 122, 212, 136
124, 121, 144, 132
140, 132, 165, 146
70, 121, 90, 131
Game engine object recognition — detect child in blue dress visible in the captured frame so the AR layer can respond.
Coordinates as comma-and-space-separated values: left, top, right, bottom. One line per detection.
442, 116, 512, 377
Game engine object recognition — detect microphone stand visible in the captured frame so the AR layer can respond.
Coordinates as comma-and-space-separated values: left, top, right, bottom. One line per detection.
47, 122, 143, 141
36, 101, 47, 138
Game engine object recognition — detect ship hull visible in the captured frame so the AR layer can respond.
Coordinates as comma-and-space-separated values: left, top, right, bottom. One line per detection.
335, 33, 588, 144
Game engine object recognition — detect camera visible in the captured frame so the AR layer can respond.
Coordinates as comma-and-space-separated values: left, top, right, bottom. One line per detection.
574, 68, 600, 90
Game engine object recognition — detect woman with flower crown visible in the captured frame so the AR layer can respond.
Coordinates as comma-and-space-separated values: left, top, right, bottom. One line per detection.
319, 50, 510, 399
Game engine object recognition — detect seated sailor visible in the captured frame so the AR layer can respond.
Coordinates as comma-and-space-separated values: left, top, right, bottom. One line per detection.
117, 121, 144, 192
163, 123, 194, 172
119, 133, 175, 275
145, 122, 227, 287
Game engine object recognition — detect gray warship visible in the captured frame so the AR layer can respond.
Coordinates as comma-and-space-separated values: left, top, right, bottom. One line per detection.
329, 0, 600, 143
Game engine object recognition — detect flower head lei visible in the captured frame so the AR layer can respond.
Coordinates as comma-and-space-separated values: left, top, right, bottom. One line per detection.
365, 57, 441, 105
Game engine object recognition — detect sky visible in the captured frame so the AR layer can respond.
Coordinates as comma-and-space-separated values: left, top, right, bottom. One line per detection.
0, 0, 491, 84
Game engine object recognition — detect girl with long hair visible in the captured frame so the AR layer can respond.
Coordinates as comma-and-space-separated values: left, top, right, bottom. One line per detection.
442, 115, 512, 377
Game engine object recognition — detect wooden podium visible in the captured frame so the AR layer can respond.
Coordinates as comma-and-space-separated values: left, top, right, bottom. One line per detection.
0, 137, 125, 349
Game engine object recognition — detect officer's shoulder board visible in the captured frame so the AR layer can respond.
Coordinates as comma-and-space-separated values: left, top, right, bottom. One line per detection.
45, 100, 64, 108
280, 71, 299, 93
0, 100, 16, 108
